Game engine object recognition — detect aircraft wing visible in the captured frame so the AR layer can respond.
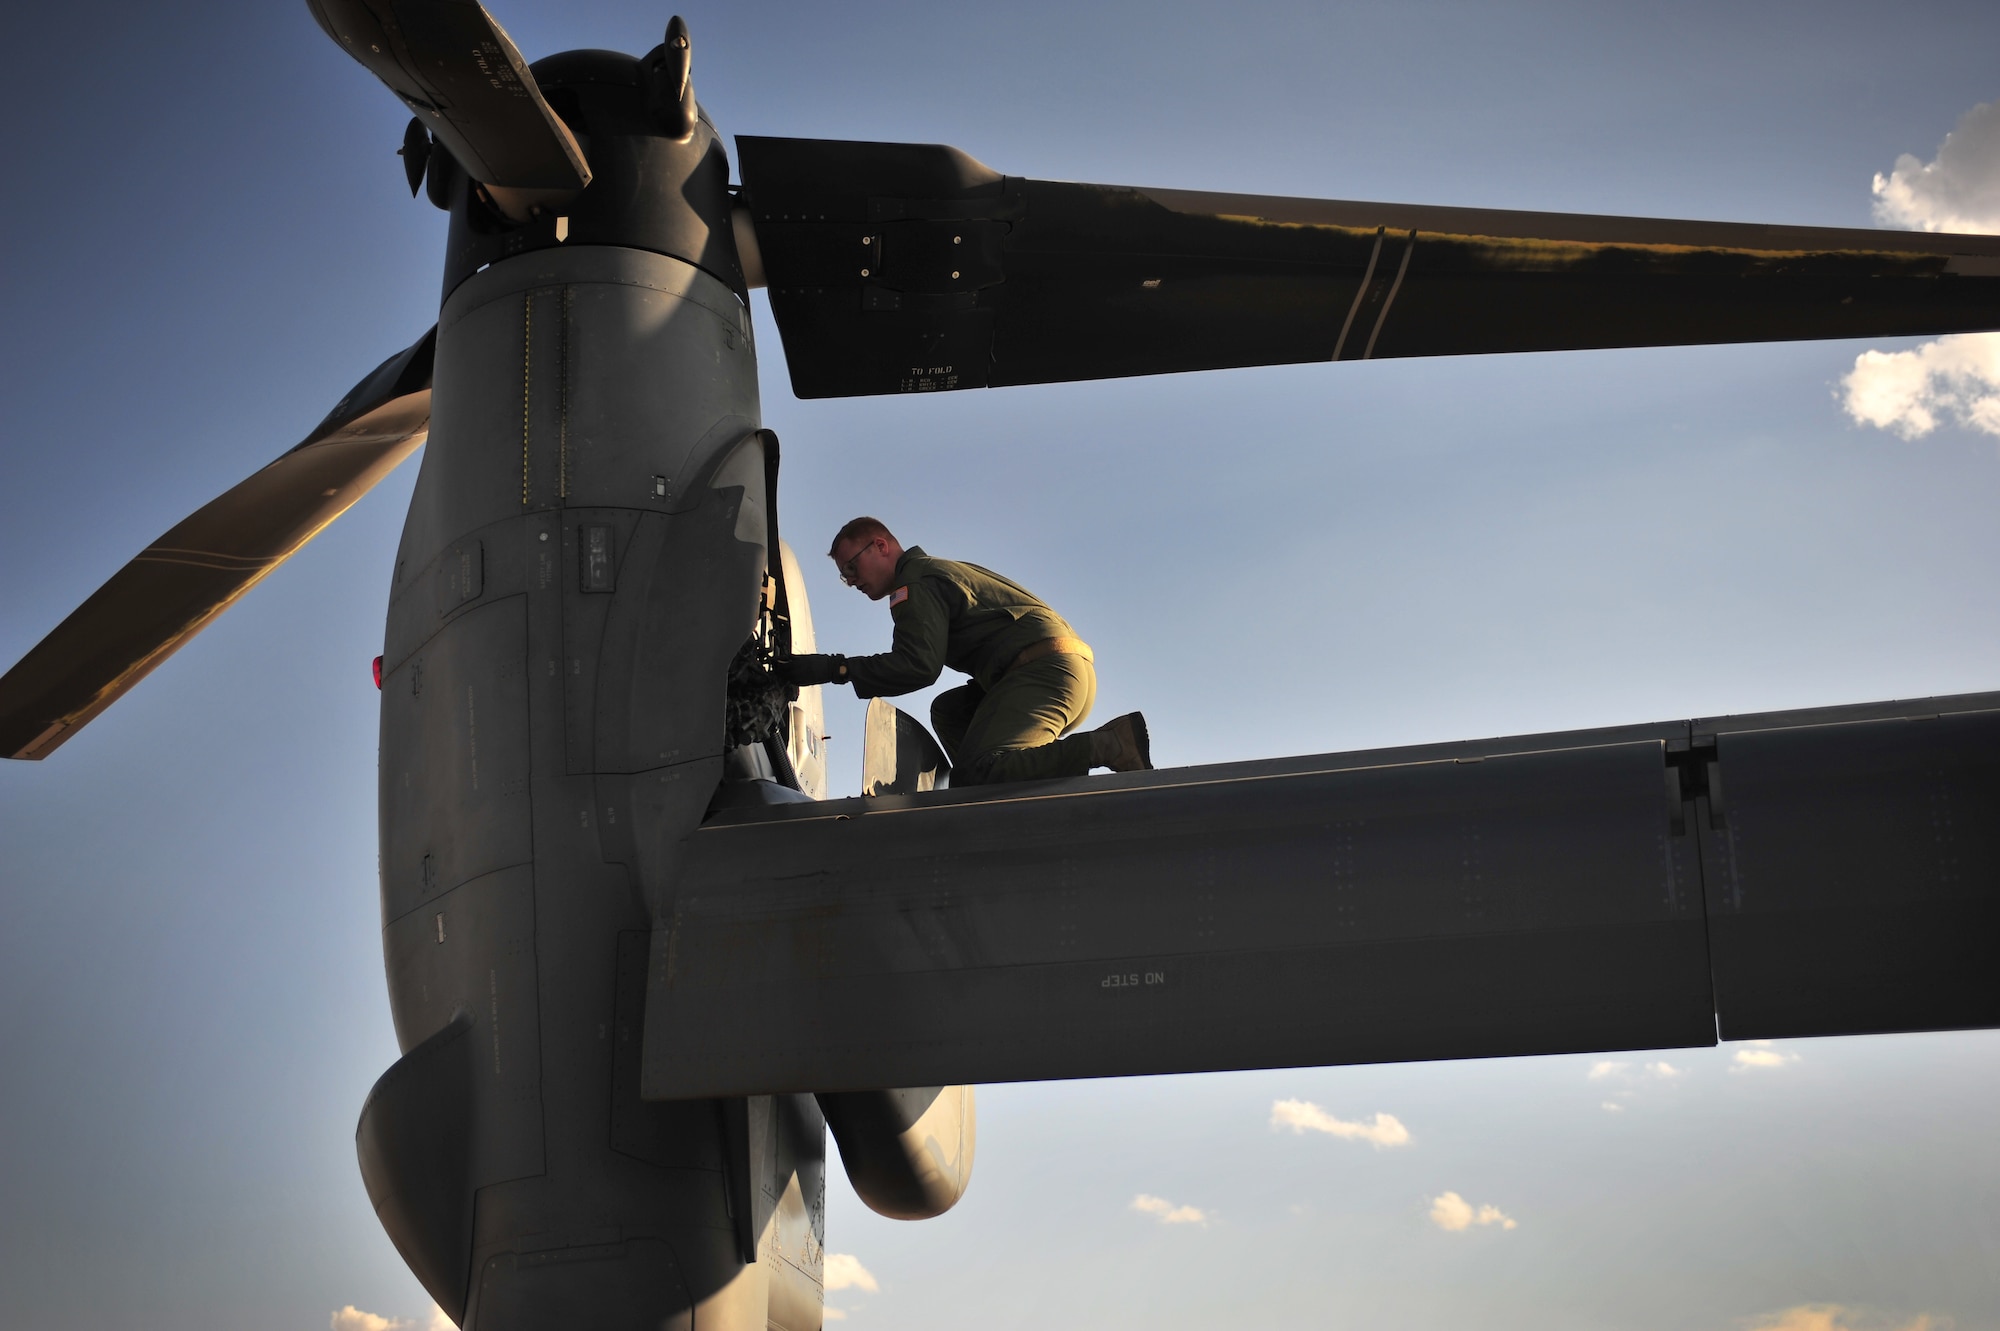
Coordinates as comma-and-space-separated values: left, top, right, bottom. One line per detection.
736, 136, 2000, 398
0, 330, 435, 760
642, 691, 2000, 1099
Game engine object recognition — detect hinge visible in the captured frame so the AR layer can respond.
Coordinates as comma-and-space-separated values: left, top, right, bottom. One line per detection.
1664, 734, 1724, 835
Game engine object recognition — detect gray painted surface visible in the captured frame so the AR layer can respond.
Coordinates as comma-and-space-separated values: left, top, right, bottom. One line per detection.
368, 241, 827, 1328
644, 692, 2000, 1100
817, 1086, 976, 1221
862, 697, 950, 796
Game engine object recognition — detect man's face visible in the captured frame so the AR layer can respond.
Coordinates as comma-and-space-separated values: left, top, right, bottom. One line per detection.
831, 534, 896, 600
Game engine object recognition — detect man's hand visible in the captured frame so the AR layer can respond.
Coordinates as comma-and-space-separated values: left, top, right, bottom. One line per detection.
775, 654, 847, 687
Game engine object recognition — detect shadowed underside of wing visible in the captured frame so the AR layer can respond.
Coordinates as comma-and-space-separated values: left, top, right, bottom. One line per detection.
643, 692, 2000, 1099
737, 137, 2000, 398
0, 330, 435, 760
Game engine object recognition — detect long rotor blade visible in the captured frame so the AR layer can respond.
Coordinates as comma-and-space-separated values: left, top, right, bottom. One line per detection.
0, 330, 435, 761
737, 136, 2000, 398
307, 0, 589, 191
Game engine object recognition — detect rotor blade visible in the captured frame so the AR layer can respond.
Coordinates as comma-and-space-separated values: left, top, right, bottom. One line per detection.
736, 136, 2000, 398
308, 0, 589, 191
0, 330, 435, 761
642, 691, 2000, 1099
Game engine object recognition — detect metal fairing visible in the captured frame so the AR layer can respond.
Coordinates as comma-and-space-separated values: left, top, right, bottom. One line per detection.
776, 542, 827, 800
437, 49, 743, 303
365, 138, 827, 1320
817, 1085, 976, 1220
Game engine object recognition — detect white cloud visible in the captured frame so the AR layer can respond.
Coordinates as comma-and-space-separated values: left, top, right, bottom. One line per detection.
332, 1307, 453, 1331
333, 1309, 453, 1331
1841, 333, 2000, 441
1846, 102, 2000, 445
1733, 1044, 1802, 1070
1742, 1302, 1943, 1331
824, 1253, 879, 1293
1132, 1193, 1208, 1225
333, 1311, 396, 1331
1269, 1098, 1411, 1147
1428, 1191, 1517, 1232
1873, 100, 2000, 233
1586, 1059, 1678, 1103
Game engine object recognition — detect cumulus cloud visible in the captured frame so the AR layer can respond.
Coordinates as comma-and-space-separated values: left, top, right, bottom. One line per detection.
331, 1308, 453, 1331
1587, 1058, 1680, 1105
1132, 1193, 1208, 1225
1428, 1191, 1517, 1232
1269, 1099, 1411, 1147
333, 1311, 395, 1331
824, 1253, 879, 1293
1845, 102, 2000, 444
1841, 333, 2000, 440
1742, 1302, 1944, 1331
1873, 100, 2000, 233
1733, 1041, 1803, 1071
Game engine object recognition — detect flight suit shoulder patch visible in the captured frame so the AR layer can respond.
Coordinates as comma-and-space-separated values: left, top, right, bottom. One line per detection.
889, 585, 909, 607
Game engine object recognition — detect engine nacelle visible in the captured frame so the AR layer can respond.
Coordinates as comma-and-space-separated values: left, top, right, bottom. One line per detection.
818, 1085, 975, 1220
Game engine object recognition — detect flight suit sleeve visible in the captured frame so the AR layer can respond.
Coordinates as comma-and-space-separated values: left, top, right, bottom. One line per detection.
844, 577, 953, 699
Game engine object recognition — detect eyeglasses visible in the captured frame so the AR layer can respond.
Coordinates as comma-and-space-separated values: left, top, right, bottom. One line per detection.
837, 538, 878, 584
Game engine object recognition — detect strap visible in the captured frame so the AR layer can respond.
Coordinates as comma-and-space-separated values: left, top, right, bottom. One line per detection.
1009, 636, 1094, 674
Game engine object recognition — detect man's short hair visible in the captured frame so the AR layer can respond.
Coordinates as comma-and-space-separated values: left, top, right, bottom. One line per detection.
829, 516, 894, 557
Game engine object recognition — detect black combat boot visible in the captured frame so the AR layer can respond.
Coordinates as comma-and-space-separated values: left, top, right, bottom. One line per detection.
1090, 712, 1152, 772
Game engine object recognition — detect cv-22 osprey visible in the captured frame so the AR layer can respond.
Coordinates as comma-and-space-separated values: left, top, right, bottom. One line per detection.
2, 4, 1997, 1328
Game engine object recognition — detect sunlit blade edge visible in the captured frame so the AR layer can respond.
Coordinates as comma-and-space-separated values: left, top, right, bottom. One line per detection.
1, 401, 428, 760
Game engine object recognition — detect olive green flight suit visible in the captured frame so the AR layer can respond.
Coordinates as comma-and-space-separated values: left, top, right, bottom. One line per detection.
842, 546, 1096, 785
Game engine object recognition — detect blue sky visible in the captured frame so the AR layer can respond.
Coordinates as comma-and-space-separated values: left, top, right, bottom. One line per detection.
3, 2, 1998, 1328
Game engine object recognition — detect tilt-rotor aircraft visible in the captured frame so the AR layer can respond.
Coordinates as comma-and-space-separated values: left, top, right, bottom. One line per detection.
3, 4, 1998, 1327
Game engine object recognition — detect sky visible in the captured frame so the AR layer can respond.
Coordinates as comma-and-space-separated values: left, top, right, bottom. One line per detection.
3, 1, 1999, 1329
